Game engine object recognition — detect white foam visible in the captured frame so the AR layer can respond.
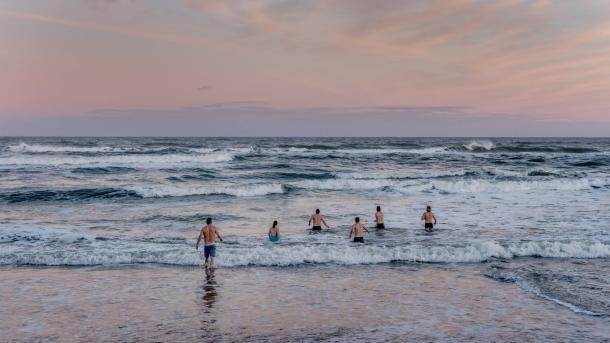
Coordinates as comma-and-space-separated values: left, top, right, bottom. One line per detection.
0, 151, 238, 167
425, 178, 602, 193
7, 143, 124, 153
127, 182, 284, 197
463, 140, 496, 151
2, 232, 608, 266
290, 177, 604, 194
259, 146, 449, 157
334, 169, 469, 180
293, 178, 406, 191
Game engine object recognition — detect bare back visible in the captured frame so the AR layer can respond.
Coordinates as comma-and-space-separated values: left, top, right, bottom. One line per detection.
352, 223, 366, 238
202, 224, 218, 245
375, 211, 384, 224
310, 213, 323, 226
422, 212, 435, 223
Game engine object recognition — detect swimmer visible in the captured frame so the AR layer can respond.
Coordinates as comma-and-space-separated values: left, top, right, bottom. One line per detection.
195, 217, 224, 268
421, 205, 437, 232
374, 205, 385, 229
308, 209, 330, 231
268, 220, 280, 242
349, 216, 369, 243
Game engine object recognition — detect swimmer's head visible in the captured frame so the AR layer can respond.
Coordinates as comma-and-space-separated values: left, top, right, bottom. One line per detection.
316, 209, 320, 214
206, 217, 212, 224
426, 206, 431, 212
377, 206, 381, 212
355, 217, 360, 223
272, 220, 278, 228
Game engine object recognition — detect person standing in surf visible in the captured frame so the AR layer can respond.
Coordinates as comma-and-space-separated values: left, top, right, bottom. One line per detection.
268, 220, 280, 242
349, 217, 369, 243
308, 209, 330, 231
196, 217, 224, 268
421, 206, 437, 232
374, 206, 385, 229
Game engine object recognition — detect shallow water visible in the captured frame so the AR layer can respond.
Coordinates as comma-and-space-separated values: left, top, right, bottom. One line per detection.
1, 262, 608, 342
1, 137, 609, 341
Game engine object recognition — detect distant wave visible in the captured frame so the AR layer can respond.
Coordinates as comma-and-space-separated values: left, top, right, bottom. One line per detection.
462, 140, 496, 151
126, 183, 285, 198
0, 151, 240, 167
0, 183, 286, 203
6, 143, 126, 153
0, 188, 140, 203
2, 176, 605, 204
291, 177, 607, 194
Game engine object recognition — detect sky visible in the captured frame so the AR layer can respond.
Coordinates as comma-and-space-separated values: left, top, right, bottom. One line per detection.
1, 0, 609, 136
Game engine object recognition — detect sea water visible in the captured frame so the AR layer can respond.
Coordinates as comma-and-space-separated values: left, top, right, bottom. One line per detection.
0, 137, 608, 341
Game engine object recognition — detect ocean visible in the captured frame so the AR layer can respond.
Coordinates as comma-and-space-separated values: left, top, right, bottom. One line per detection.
1, 137, 609, 342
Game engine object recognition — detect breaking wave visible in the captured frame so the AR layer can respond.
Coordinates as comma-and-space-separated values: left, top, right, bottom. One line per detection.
462, 140, 496, 151
1, 227, 608, 266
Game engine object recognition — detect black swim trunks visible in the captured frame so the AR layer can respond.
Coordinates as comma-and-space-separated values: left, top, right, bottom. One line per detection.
425, 223, 434, 230
353, 237, 364, 243
312, 226, 322, 231
376, 223, 385, 229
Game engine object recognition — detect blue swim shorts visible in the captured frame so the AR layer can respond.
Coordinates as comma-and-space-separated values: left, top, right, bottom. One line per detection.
203, 244, 216, 258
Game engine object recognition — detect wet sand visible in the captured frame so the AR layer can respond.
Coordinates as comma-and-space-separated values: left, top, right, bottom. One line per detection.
2, 263, 608, 342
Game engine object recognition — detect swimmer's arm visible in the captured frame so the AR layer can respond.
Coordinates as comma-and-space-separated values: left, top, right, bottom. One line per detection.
421, 213, 425, 220
215, 228, 224, 242
308, 215, 313, 226
364, 225, 369, 233
349, 225, 354, 239
322, 218, 329, 228
195, 229, 203, 250
433, 214, 437, 224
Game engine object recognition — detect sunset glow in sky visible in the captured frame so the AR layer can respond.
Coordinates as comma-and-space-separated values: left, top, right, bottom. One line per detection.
1, 0, 610, 136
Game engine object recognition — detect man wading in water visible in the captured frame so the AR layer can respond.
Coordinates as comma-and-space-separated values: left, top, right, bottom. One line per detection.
308, 208, 330, 231
196, 217, 224, 268
374, 206, 385, 229
349, 217, 369, 243
421, 206, 437, 232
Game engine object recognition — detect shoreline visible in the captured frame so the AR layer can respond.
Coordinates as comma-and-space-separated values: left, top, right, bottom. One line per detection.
2, 261, 608, 342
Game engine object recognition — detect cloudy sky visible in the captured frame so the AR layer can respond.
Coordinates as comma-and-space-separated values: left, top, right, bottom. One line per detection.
1, 0, 609, 136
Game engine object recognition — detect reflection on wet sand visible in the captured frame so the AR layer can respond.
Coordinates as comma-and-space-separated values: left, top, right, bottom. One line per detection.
199, 268, 219, 340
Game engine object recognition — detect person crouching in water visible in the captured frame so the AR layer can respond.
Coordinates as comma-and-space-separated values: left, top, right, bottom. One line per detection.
374, 205, 385, 229
195, 217, 224, 268
268, 220, 280, 242
421, 205, 437, 232
349, 217, 369, 243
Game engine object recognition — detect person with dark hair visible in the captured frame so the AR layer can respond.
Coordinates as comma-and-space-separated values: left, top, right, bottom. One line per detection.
421, 205, 437, 232
308, 208, 329, 231
374, 205, 385, 229
349, 216, 368, 243
195, 217, 224, 268
268, 220, 280, 242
